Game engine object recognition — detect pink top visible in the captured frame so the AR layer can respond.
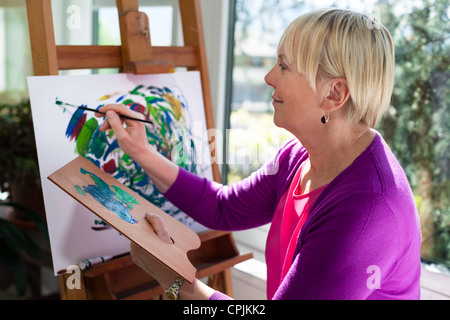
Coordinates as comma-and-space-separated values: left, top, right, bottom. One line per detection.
266, 162, 327, 299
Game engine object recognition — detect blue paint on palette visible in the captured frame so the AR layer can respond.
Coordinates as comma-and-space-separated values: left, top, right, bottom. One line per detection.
75, 168, 138, 224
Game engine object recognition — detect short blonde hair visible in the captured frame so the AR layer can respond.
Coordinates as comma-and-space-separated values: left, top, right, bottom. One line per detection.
279, 8, 395, 127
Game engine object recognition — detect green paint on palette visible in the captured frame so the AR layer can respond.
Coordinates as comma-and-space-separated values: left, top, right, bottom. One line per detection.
74, 185, 86, 196
78, 168, 137, 224
111, 185, 139, 208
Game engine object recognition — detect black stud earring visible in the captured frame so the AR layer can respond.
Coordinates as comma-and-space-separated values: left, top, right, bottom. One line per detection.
321, 114, 329, 124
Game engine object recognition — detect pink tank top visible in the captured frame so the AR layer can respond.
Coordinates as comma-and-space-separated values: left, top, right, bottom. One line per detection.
266, 162, 327, 299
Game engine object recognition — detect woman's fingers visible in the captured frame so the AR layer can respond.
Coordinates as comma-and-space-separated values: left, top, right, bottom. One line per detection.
98, 103, 142, 118
97, 104, 144, 132
95, 104, 150, 158
146, 212, 173, 244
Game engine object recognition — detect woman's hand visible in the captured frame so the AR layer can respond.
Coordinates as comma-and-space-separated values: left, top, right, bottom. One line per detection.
130, 213, 216, 300
96, 104, 179, 194
97, 104, 153, 163
130, 241, 181, 292
130, 213, 177, 290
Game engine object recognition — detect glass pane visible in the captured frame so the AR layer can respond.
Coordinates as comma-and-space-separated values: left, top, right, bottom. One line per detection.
0, 4, 31, 94
0, 8, 5, 92
227, 0, 302, 183
97, 6, 173, 46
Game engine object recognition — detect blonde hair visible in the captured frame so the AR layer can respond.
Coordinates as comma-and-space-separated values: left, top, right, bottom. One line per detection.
279, 8, 395, 127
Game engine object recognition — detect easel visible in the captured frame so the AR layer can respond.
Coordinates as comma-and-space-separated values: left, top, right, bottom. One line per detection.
26, 0, 252, 299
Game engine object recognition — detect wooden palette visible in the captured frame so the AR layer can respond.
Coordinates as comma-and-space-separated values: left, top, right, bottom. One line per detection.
48, 155, 200, 283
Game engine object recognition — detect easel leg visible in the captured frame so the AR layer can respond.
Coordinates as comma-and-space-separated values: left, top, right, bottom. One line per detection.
59, 273, 87, 300
208, 269, 234, 298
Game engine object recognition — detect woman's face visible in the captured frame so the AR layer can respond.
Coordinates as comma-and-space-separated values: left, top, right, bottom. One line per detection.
264, 52, 323, 137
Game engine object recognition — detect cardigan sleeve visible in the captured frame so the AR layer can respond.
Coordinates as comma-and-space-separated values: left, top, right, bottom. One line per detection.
162, 160, 278, 231
162, 139, 304, 231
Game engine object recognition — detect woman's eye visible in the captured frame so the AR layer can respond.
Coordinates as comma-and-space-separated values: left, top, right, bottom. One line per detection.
279, 63, 287, 70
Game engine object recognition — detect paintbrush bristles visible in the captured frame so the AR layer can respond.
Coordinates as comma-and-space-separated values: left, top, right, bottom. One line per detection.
55, 99, 79, 108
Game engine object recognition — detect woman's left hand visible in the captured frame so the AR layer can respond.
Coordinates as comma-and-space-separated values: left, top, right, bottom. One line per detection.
130, 212, 216, 300
130, 213, 178, 290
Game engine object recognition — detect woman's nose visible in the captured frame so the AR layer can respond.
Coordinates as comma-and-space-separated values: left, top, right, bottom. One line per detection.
264, 66, 276, 88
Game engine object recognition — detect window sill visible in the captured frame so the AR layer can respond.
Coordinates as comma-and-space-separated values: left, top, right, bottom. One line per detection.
231, 258, 267, 300
420, 262, 450, 300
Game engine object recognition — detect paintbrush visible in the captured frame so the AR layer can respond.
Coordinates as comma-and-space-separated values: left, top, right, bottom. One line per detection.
55, 99, 153, 125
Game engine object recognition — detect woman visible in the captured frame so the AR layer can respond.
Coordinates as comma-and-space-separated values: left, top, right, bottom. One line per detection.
98, 8, 421, 300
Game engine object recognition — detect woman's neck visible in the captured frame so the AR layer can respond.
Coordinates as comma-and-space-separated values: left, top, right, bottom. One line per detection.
298, 125, 375, 194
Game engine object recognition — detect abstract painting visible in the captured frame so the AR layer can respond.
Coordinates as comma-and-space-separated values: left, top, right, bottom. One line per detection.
27, 72, 212, 274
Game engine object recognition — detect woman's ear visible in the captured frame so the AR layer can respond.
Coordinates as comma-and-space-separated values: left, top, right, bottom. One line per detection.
325, 78, 350, 111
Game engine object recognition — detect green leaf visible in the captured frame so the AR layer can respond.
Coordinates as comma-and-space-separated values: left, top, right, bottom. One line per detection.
0, 239, 27, 296
0, 219, 29, 252
0, 203, 49, 241
0, 219, 42, 259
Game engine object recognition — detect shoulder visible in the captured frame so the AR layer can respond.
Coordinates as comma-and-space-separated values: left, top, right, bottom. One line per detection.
328, 132, 415, 201
306, 131, 420, 252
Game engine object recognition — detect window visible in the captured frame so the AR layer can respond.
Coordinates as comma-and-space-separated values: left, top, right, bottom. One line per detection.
0, 2, 31, 94
226, 0, 450, 271
94, 2, 176, 47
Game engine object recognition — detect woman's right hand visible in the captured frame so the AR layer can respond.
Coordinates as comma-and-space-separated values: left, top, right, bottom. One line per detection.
97, 104, 153, 163
97, 104, 179, 194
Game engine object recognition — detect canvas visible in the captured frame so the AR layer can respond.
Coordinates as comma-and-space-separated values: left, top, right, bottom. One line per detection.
27, 71, 212, 275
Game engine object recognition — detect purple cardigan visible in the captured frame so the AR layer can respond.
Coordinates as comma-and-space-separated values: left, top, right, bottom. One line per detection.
163, 132, 422, 299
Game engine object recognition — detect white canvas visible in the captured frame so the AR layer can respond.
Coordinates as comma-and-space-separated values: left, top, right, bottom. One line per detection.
27, 72, 212, 275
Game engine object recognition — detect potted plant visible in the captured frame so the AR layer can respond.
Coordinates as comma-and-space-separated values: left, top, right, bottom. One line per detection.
0, 93, 49, 297
0, 95, 45, 221
0, 202, 48, 297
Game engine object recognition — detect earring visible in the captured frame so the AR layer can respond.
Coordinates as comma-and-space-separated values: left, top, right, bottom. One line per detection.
321, 113, 330, 124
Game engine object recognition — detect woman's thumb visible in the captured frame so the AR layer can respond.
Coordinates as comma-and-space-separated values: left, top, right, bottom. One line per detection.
146, 213, 173, 244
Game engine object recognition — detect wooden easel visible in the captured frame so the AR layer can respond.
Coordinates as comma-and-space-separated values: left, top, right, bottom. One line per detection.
26, 0, 252, 300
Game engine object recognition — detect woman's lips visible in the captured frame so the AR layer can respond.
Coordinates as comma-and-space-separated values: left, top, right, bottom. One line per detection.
272, 96, 282, 103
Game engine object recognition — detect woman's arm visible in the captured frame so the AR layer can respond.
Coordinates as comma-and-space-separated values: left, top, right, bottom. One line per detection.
99, 104, 291, 231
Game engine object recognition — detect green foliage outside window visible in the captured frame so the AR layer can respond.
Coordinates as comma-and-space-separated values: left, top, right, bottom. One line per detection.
377, 0, 449, 264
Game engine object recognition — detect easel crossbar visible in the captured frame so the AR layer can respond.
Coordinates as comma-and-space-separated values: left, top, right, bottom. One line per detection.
56, 45, 199, 70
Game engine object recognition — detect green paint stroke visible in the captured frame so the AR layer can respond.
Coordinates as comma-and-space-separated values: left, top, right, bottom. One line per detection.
91, 128, 108, 159
74, 184, 86, 196
76, 118, 99, 155
111, 185, 139, 209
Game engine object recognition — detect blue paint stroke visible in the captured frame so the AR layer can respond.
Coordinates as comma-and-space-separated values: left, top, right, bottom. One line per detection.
65, 108, 86, 139
79, 168, 137, 224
